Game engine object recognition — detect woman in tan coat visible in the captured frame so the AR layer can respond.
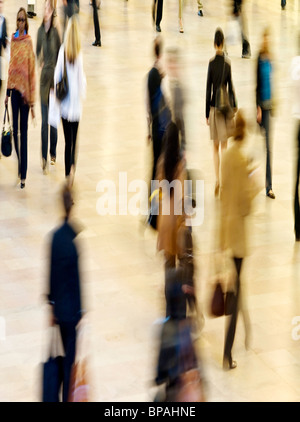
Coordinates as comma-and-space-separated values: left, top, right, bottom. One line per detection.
156, 122, 187, 314
220, 109, 259, 369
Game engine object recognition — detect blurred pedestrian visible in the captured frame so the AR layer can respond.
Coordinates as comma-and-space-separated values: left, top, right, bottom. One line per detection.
5, 7, 35, 189
47, 184, 83, 402
165, 47, 186, 157
291, 35, 300, 240
91, 0, 101, 47
156, 122, 187, 297
54, 15, 86, 185
152, 0, 163, 33
197, 1, 204, 17
256, 28, 275, 199
0, 0, 8, 94
206, 27, 237, 197
220, 109, 258, 369
62, 0, 79, 38
36, 0, 61, 174
231, 0, 251, 58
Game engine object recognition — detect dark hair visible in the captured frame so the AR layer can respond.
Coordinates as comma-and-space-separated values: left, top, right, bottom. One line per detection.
154, 35, 162, 58
16, 7, 29, 34
214, 27, 224, 48
163, 122, 181, 183
62, 184, 74, 218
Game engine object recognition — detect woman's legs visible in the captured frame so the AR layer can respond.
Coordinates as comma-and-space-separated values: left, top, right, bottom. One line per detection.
223, 257, 242, 369
213, 140, 227, 195
62, 118, 79, 180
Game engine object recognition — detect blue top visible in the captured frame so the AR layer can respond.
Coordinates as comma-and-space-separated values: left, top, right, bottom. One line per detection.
259, 58, 272, 102
14, 29, 27, 38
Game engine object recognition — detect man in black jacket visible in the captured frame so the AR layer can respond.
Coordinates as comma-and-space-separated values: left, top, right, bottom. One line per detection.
48, 185, 83, 402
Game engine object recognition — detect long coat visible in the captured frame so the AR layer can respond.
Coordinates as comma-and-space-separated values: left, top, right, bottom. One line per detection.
220, 141, 256, 258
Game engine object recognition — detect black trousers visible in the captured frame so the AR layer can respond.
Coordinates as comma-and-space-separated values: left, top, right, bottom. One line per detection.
62, 119, 79, 177
294, 122, 300, 238
154, 0, 163, 26
92, 0, 101, 43
58, 322, 77, 402
11, 89, 29, 181
224, 257, 242, 364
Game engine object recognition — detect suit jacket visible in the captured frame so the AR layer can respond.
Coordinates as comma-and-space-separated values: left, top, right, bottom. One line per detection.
48, 220, 82, 324
220, 141, 253, 258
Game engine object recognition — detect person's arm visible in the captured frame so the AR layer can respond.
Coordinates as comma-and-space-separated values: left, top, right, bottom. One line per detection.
227, 62, 237, 110
29, 39, 36, 118
206, 61, 212, 123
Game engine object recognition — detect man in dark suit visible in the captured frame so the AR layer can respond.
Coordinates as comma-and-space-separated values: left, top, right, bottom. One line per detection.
48, 185, 83, 402
153, 0, 163, 32
0, 0, 7, 93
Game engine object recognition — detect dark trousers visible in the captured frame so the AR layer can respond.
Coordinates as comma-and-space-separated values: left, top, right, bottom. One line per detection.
294, 122, 300, 238
41, 101, 57, 162
154, 0, 163, 25
11, 90, 29, 181
224, 257, 242, 364
260, 109, 272, 193
281, 0, 286, 8
92, 0, 101, 43
58, 322, 77, 402
62, 119, 79, 177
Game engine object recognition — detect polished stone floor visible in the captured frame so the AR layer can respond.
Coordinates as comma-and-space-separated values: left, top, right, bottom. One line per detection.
0, 0, 300, 402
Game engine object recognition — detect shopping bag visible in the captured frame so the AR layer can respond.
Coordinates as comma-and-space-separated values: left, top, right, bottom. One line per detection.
42, 326, 64, 402
68, 320, 90, 402
210, 282, 225, 317
48, 89, 61, 129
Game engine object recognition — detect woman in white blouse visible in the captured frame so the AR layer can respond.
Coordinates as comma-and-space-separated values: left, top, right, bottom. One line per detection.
54, 15, 86, 185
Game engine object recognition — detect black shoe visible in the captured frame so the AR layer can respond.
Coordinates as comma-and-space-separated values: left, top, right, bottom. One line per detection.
92, 40, 101, 47
20, 182, 25, 189
242, 51, 251, 59
223, 357, 237, 370
156, 24, 161, 32
198, 10, 203, 16
267, 189, 275, 199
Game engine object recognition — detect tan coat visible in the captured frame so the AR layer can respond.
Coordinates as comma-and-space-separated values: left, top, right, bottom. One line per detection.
156, 157, 187, 256
220, 142, 257, 258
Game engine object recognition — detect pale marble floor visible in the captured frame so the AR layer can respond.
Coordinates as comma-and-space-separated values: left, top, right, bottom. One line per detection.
0, 0, 300, 402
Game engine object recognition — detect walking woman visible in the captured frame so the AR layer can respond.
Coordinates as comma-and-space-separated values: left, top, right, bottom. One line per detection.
54, 15, 86, 185
220, 110, 258, 369
5, 7, 35, 189
156, 122, 187, 312
36, 0, 61, 173
256, 28, 275, 199
206, 27, 236, 197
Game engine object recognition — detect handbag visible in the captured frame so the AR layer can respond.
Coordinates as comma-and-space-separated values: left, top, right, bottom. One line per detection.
42, 326, 64, 402
68, 320, 90, 402
225, 290, 236, 316
210, 281, 225, 317
56, 51, 69, 102
1, 105, 12, 157
215, 54, 235, 120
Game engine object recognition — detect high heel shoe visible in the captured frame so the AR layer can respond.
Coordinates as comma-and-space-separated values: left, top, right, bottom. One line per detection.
179, 19, 184, 33
223, 357, 237, 370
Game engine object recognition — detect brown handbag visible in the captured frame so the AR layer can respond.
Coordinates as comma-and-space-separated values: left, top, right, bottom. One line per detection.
211, 282, 225, 317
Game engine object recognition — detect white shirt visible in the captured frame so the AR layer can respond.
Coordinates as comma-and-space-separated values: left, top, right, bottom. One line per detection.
290, 56, 300, 120
54, 45, 86, 122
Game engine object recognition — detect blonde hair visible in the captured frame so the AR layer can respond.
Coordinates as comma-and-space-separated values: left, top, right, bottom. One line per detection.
64, 15, 81, 64
233, 109, 246, 141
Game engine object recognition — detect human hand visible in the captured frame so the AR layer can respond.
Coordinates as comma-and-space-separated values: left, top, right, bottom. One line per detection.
4, 95, 8, 107
257, 106, 262, 124
206, 118, 210, 126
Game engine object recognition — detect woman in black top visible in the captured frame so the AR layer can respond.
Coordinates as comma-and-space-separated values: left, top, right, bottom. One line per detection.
206, 28, 236, 196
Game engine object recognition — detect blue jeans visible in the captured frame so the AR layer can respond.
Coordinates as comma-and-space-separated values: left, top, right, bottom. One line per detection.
281, 0, 286, 8
261, 109, 272, 193
11, 90, 29, 181
41, 101, 57, 162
